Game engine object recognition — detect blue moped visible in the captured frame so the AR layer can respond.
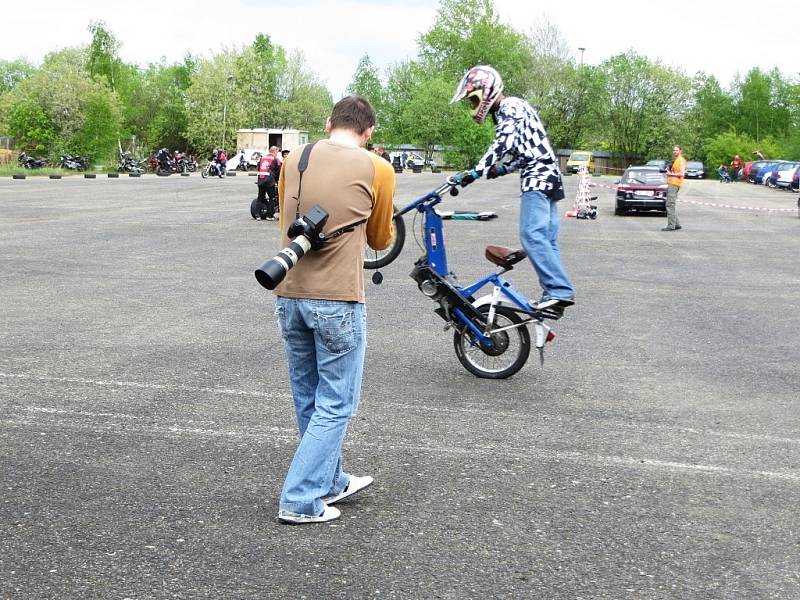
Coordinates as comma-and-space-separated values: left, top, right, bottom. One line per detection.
364, 177, 559, 379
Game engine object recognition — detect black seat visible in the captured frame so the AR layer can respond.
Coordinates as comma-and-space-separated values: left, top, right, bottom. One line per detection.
485, 245, 527, 269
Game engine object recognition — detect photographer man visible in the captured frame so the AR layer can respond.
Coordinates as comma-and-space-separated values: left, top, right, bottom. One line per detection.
272, 95, 396, 524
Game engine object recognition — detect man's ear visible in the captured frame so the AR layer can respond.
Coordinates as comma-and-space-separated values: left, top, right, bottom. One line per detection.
324, 117, 332, 133
362, 125, 375, 144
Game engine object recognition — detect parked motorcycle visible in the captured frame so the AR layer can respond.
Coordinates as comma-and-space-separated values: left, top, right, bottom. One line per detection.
17, 152, 48, 169
59, 154, 89, 171
174, 152, 197, 173
117, 151, 145, 174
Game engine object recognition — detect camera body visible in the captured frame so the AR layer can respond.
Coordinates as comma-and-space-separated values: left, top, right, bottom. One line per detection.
254, 204, 330, 290
286, 204, 329, 251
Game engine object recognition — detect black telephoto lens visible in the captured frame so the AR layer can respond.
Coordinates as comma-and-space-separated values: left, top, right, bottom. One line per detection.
255, 258, 288, 290
254, 237, 312, 290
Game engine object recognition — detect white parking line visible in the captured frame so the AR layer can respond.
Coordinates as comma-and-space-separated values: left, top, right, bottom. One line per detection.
0, 372, 289, 399
3, 386, 798, 484
3, 411, 798, 484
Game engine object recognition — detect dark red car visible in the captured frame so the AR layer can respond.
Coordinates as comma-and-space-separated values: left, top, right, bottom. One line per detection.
615, 166, 668, 215
741, 160, 756, 181
744, 160, 772, 183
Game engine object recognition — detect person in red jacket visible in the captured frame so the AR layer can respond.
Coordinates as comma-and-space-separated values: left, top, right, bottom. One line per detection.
255, 146, 281, 220
730, 154, 743, 181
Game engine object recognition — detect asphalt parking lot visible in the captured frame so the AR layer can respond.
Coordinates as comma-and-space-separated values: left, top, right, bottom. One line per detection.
1, 172, 799, 599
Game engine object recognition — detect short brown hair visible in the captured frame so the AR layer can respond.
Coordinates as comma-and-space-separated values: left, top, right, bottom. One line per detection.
329, 95, 376, 135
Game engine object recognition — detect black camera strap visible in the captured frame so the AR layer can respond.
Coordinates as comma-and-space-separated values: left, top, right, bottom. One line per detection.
294, 141, 317, 220
293, 141, 366, 239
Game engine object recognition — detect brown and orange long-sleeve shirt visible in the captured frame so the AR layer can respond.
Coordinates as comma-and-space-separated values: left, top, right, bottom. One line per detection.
275, 139, 396, 303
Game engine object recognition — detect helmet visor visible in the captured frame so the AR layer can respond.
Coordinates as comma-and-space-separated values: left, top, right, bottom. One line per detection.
464, 90, 484, 117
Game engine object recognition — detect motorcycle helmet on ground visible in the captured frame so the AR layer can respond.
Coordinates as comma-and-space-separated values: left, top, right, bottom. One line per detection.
450, 65, 504, 124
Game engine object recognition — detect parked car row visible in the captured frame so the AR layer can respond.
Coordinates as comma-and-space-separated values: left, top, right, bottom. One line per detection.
645, 158, 705, 179
741, 159, 800, 191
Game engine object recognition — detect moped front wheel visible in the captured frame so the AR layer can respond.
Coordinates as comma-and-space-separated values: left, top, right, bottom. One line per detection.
453, 305, 531, 379
363, 208, 405, 269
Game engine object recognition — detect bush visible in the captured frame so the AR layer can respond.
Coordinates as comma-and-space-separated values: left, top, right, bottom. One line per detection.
704, 131, 783, 173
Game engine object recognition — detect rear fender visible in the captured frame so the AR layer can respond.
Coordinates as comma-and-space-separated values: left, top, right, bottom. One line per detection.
473, 294, 552, 348
472, 294, 519, 312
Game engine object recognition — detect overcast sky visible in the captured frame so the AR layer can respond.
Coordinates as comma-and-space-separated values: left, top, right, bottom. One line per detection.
3, 0, 798, 98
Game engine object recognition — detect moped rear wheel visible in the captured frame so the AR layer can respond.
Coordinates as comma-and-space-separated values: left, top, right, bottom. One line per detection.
363, 208, 405, 269
250, 198, 268, 220
453, 305, 531, 379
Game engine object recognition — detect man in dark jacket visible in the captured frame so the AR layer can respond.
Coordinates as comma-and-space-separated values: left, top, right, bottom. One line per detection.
255, 146, 281, 220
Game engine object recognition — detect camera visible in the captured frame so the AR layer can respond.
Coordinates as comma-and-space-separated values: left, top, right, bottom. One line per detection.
254, 204, 329, 290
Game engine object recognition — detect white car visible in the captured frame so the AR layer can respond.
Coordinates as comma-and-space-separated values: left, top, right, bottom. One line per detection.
405, 153, 426, 168
229, 148, 267, 171
771, 163, 800, 189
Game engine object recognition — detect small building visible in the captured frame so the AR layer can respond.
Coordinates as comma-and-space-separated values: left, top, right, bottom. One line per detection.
236, 128, 309, 153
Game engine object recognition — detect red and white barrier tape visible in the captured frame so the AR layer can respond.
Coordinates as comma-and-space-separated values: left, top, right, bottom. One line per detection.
680, 199, 796, 213
590, 181, 617, 191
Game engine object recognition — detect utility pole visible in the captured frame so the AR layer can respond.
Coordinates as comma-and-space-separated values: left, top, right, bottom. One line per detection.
221, 74, 234, 151
578, 47, 586, 66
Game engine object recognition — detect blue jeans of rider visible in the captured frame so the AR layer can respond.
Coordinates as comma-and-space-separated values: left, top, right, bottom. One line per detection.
519, 190, 575, 301
275, 296, 366, 517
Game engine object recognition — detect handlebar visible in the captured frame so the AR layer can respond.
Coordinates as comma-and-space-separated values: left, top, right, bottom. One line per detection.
437, 176, 460, 197
396, 176, 461, 217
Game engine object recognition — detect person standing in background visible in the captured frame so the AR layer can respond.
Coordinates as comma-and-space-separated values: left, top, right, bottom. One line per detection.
255, 146, 281, 220
730, 154, 742, 181
663, 145, 686, 231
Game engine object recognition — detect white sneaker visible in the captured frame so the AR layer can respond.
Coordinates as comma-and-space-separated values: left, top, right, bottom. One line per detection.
322, 475, 374, 505
277, 504, 341, 525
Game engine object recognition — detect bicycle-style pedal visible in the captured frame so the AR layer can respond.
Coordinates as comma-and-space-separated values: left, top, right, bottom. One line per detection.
539, 307, 564, 320
525, 305, 563, 320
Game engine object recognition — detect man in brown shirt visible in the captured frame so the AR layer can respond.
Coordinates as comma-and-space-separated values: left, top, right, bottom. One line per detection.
273, 95, 395, 524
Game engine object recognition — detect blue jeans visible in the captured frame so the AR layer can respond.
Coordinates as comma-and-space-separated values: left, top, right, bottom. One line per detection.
275, 296, 366, 516
519, 190, 575, 300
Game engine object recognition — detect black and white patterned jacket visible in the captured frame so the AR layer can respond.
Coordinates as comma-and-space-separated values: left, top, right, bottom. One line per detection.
473, 97, 564, 198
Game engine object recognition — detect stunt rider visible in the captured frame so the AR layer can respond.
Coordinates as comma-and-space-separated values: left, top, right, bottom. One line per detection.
450, 65, 575, 314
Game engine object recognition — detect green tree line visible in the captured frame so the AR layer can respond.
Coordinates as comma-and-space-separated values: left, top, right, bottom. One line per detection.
0, 24, 332, 166
2, 1, 799, 171
353, 0, 800, 170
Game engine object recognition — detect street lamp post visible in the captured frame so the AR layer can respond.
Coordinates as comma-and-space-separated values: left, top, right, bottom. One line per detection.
578, 47, 586, 66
